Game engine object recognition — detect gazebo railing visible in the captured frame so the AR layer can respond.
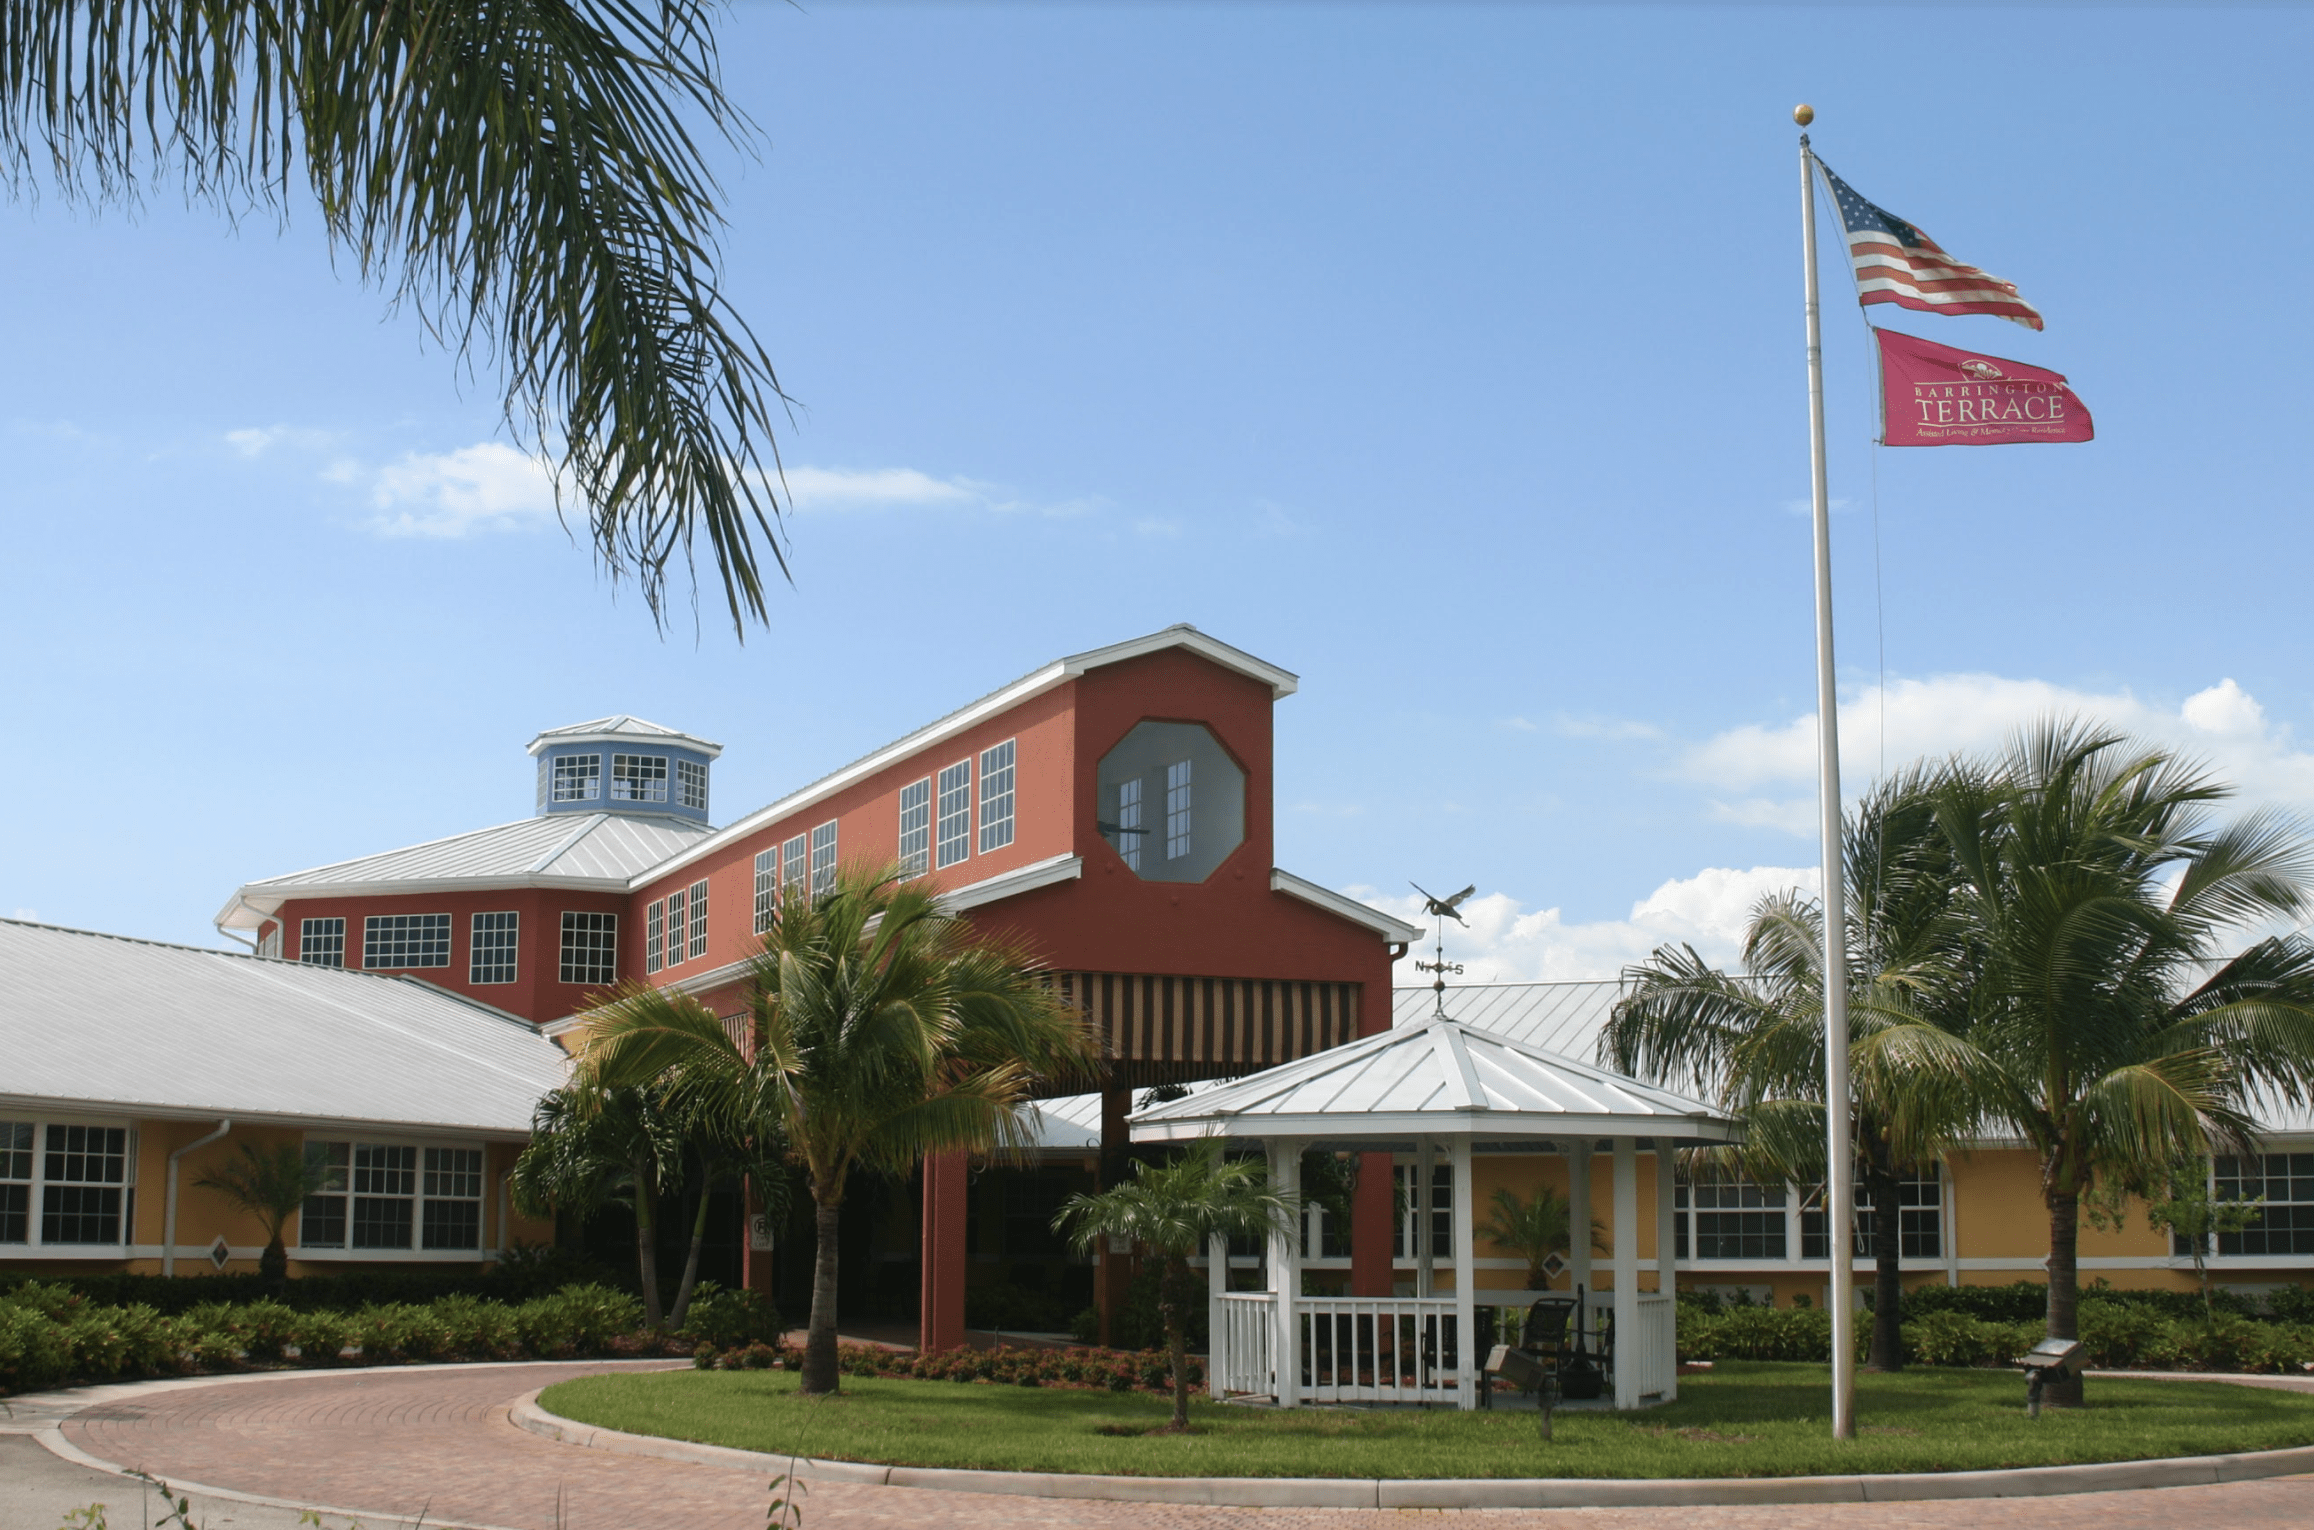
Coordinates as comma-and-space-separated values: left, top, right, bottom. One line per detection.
1214, 1292, 1275, 1398
1626, 1292, 1678, 1402
1298, 1295, 1459, 1403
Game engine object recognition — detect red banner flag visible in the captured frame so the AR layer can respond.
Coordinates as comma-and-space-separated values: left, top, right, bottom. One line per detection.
1877, 328, 2092, 447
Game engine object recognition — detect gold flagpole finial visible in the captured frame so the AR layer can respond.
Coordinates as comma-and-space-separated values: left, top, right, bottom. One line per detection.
1793, 104, 1815, 126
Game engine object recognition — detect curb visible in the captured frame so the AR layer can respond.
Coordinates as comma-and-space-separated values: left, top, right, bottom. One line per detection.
510, 1388, 2314, 1509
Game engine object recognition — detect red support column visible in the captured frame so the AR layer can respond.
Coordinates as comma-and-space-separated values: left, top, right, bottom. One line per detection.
741, 1181, 778, 1302
1351, 1151, 1396, 1296
1096, 1087, 1132, 1345
918, 1150, 968, 1353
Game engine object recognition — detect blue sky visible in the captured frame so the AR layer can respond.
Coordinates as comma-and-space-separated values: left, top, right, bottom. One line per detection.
7, 3, 2312, 979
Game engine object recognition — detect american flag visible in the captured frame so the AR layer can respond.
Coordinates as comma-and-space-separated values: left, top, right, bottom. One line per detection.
1818, 159, 2043, 331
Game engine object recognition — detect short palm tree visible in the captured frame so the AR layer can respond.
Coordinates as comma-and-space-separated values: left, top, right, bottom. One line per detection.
2, 1, 791, 630
582, 863, 1095, 1395
1924, 722, 2314, 1405
1481, 1185, 1604, 1290
510, 1080, 685, 1328
1054, 1139, 1298, 1431
194, 1142, 326, 1285
1605, 767, 1985, 1371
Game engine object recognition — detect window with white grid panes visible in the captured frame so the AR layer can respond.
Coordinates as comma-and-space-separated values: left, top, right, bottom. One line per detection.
421, 1147, 484, 1249
663, 888, 687, 966
468, 911, 518, 984
677, 758, 709, 812
611, 753, 668, 804
936, 761, 972, 868
1392, 1162, 1454, 1260
299, 917, 345, 968
2213, 1154, 2314, 1256
1165, 759, 1194, 860
978, 740, 1016, 853
782, 833, 808, 900
42, 1125, 132, 1244
352, 1143, 416, 1248
687, 879, 709, 960
301, 1143, 349, 1248
257, 926, 281, 958
645, 899, 665, 973
363, 913, 451, 970
559, 912, 618, 986
1677, 1172, 1788, 1260
754, 849, 777, 932
552, 753, 601, 802
1112, 779, 1144, 870
897, 778, 932, 878
1802, 1166, 1942, 1260
0, 1121, 30, 1244
810, 820, 838, 897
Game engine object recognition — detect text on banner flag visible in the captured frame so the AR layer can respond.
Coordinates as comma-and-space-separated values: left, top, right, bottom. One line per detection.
1876, 327, 2092, 447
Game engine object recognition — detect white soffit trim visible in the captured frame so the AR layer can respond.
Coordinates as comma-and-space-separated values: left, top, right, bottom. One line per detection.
630, 626, 1295, 889
1271, 869, 1424, 945
938, 853, 1085, 913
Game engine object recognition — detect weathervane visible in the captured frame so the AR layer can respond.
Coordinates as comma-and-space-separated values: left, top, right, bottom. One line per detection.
1410, 881, 1474, 1018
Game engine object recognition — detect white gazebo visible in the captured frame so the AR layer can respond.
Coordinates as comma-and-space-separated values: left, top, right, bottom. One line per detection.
1129, 1009, 1740, 1410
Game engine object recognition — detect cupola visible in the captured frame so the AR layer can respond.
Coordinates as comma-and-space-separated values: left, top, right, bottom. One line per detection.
525, 717, 722, 826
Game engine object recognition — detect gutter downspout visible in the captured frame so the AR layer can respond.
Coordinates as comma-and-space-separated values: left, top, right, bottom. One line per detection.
164, 1120, 233, 1276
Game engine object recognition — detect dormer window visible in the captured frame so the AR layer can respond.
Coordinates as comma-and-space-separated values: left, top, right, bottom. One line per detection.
677, 759, 709, 813
552, 754, 602, 803
611, 754, 669, 804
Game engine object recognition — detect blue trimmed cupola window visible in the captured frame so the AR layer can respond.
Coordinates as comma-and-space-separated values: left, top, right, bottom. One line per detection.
525, 717, 722, 826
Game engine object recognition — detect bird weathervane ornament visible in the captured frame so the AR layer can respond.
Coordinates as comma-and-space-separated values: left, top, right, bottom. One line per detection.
1410, 881, 1474, 1018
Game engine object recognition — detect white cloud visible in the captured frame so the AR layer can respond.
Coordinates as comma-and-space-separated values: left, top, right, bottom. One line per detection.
780, 465, 1099, 519
365, 443, 562, 538
10, 908, 37, 922
1352, 863, 1820, 984
224, 425, 337, 459
1683, 673, 2314, 832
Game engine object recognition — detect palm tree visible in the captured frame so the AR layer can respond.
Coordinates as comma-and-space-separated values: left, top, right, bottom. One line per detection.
1605, 768, 1985, 1371
510, 1080, 684, 1328
1923, 722, 2314, 1405
2, 1, 790, 631
581, 863, 1095, 1395
1054, 1139, 1298, 1431
1481, 1185, 1604, 1290
194, 1142, 326, 1285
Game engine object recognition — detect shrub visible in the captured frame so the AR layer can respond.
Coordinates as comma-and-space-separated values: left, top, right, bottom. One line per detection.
1678, 1304, 1832, 1362
514, 1284, 641, 1358
1899, 1310, 2010, 1368
430, 1294, 523, 1360
287, 1309, 352, 1365
678, 1283, 782, 1350
0, 1301, 76, 1391
692, 1343, 720, 1370
183, 1300, 300, 1362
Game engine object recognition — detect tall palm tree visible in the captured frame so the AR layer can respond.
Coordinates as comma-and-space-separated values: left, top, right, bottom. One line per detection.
1923, 722, 2314, 1405
1604, 768, 1984, 1371
2, 1, 790, 630
582, 863, 1096, 1395
510, 1080, 684, 1328
1054, 1139, 1297, 1431
194, 1142, 326, 1286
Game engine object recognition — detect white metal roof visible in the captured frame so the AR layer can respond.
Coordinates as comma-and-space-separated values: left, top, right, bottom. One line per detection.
0, 920, 569, 1137
526, 716, 724, 758
1393, 980, 1622, 1056
217, 812, 713, 929
1130, 1010, 1738, 1145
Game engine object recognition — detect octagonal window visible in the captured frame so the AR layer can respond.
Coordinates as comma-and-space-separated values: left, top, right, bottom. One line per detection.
1097, 721, 1245, 883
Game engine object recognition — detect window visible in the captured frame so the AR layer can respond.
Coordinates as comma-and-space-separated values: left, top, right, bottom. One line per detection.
897, 778, 932, 878
469, 912, 518, 984
754, 849, 778, 933
936, 761, 973, 869
559, 912, 618, 986
1680, 1174, 1788, 1260
782, 834, 808, 898
364, 913, 451, 970
352, 1143, 417, 1248
1804, 1166, 1942, 1260
257, 926, 281, 959
0, 1121, 30, 1244
978, 740, 1016, 854
299, 917, 345, 968
1392, 1162, 1453, 1260
422, 1148, 484, 1249
645, 899, 665, 974
552, 754, 602, 803
1001, 1174, 1072, 1259
810, 820, 838, 898
42, 1125, 131, 1244
1112, 779, 1144, 871
664, 888, 687, 967
678, 759, 709, 813
611, 753, 668, 804
688, 879, 709, 961
302, 1143, 349, 1248
1165, 758, 1194, 861
2215, 1153, 2314, 1257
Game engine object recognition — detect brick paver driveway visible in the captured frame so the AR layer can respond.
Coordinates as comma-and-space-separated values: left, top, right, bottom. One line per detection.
46, 1362, 2314, 1530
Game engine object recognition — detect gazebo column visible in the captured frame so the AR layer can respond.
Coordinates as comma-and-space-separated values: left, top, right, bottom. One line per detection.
1207, 1231, 1229, 1397
1415, 1137, 1435, 1297
1267, 1136, 1303, 1406
1654, 1139, 1678, 1296
1449, 1135, 1477, 1410
1612, 1137, 1640, 1409
1566, 1139, 1593, 1299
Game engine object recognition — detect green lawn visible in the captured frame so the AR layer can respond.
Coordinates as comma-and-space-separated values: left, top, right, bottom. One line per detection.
537, 1362, 2314, 1479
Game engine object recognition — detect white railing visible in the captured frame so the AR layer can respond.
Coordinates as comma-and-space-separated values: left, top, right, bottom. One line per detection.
1625, 1293, 1678, 1403
1215, 1292, 1275, 1398
1296, 1296, 1460, 1404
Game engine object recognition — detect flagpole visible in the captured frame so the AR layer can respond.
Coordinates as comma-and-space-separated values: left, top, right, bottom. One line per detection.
1796, 103, 1857, 1443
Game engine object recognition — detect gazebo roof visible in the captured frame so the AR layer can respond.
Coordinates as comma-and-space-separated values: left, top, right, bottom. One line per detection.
1127, 1010, 1740, 1145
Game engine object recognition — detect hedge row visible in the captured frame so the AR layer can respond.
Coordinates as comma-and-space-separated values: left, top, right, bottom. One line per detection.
0, 1278, 781, 1395
692, 1338, 1203, 1394
32, 1244, 629, 1316
1678, 1299, 2314, 1373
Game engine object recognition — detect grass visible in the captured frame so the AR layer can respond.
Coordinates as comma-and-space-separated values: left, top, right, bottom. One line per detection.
537, 1362, 2314, 1480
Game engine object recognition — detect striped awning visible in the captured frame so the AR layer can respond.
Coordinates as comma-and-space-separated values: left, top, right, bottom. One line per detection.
1048, 972, 1364, 1092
